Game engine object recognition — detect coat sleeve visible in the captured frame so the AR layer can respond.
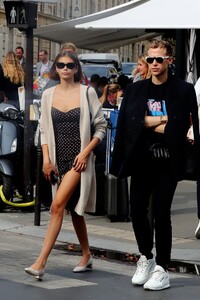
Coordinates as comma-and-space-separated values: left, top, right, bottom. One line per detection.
39, 89, 50, 145
87, 87, 107, 142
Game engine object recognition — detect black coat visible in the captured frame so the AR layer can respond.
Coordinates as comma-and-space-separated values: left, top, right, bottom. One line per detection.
110, 76, 200, 180
0, 64, 21, 102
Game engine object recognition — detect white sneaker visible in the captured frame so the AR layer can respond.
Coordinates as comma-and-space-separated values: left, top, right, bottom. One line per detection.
195, 220, 200, 239
143, 265, 170, 291
132, 255, 156, 285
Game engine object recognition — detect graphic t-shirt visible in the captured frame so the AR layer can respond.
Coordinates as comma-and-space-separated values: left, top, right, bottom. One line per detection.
146, 80, 169, 148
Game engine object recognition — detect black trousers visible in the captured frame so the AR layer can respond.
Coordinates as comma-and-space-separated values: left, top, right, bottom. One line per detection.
130, 158, 178, 268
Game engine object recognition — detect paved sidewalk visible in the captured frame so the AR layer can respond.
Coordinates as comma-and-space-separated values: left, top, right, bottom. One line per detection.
0, 180, 200, 273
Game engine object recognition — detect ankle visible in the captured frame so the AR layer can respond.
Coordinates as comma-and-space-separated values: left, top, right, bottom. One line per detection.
32, 260, 46, 270
82, 252, 91, 259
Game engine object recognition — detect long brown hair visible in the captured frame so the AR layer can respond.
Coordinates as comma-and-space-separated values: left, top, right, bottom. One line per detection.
2, 51, 25, 85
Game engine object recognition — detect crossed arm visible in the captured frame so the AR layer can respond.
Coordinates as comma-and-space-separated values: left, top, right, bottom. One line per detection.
144, 115, 168, 134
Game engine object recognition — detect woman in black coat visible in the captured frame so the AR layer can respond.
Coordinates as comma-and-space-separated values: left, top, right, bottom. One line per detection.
0, 51, 25, 110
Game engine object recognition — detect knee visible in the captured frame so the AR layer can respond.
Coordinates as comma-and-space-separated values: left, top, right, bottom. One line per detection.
50, 201, 63, 215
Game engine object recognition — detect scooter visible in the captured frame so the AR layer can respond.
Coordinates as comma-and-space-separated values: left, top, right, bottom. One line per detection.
0, 102, 35, 211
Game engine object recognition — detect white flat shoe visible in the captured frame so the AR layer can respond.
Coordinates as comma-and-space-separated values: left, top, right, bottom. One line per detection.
24, 266, 45, 280
73, 256, 93, 273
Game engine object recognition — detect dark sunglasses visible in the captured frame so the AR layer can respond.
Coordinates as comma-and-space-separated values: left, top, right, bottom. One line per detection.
56, 62, 76, 69
146, 56, 170, 64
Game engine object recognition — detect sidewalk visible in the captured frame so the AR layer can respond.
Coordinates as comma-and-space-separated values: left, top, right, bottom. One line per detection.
0, 180, 200, 273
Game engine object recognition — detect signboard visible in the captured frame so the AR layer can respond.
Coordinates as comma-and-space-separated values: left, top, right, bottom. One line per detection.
72, 0, 82, 18
4, 1, 37, 29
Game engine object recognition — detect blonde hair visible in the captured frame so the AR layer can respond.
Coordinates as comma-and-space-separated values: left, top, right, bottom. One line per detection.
147, 40, 174, 57
60, 42, 77, 54
132, 54, 151, 80
3, 51, 25, 85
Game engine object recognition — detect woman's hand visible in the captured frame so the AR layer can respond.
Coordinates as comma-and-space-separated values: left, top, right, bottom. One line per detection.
43, 161, 57, 182
72, 151, 89, 173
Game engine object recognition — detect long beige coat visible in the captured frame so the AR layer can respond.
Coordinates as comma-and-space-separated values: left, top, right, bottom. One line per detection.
39, 84, 107, 216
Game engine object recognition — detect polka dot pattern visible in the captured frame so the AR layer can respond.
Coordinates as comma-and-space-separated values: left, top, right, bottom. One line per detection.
52, 107, 81, 177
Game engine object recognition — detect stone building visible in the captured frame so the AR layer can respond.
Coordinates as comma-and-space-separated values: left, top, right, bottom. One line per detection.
0, 0, 149, 64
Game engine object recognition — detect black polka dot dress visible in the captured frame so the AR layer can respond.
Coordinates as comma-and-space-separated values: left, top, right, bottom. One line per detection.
52, 107, 81, 210
52, 107, 81, 177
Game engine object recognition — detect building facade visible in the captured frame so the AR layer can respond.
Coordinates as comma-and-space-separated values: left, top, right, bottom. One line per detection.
0, 0, 149, 64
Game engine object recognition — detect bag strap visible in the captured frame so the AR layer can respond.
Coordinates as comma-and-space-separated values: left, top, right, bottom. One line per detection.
86, 86, 92, 121
86, 86, 90, 106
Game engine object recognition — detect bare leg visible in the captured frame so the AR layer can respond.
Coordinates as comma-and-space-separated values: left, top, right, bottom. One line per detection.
30, 169, 81, 271
71, 212, 91, 266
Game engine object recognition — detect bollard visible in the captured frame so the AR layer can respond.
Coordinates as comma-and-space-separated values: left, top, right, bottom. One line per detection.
34, 145, 43, 226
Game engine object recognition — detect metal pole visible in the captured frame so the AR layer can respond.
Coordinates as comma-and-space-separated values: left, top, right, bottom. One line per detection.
34, 145, 42, 226
23, 27, 34, 203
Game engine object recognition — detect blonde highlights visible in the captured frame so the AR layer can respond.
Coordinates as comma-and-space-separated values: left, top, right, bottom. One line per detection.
3, 51, 25, 85
132, 54, 151, 80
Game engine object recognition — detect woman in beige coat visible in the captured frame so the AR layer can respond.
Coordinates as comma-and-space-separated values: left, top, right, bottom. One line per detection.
25, 51, 106, 279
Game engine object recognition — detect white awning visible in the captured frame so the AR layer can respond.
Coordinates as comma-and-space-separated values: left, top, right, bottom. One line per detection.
76, 0, 200, 30
34, 0, 158, 51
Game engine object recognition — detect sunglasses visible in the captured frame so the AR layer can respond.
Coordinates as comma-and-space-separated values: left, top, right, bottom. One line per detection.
146, 56, 170, 64
56, 62, 76, 69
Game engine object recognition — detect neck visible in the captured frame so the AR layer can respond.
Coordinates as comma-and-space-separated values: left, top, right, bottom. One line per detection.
152, 73, 168, 85
59, 78, 78, 89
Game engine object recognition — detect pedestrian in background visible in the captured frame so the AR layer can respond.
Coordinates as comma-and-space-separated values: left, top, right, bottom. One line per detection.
15, 46, 26, 71
99, 83, 123, 109
117, 73, 130, 92
132, 54, 151, 82
0, 51, 25, 110
95, 76, 109, 98
90, 73, 100, 89
35, 49, 52, 78
111, 40, 200, 291
25, 51, 106, 279
60, 41, 77, 53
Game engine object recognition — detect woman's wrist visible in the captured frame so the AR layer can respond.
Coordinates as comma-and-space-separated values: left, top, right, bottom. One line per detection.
43, 157, 51, 165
